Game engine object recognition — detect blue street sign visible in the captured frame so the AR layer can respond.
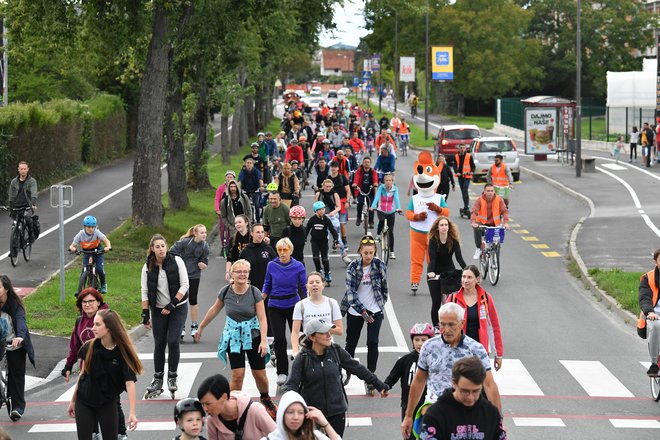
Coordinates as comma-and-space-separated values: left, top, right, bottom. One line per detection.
353, 77, 359, 86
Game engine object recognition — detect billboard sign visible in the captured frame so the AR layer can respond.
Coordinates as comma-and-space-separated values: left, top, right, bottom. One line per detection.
400, 57, 415, 82
524, 107, 557, 155
371, 54, 381, 72
431, 46, 454, 81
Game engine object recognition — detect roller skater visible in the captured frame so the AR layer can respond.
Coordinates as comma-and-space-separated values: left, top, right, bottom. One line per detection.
144, 372, 164, 399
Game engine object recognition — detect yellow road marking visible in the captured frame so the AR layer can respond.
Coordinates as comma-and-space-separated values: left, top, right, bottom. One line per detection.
509, 223, 520, 228
542, 251, 561, 257
522, 236, 539, 241
513, 229, 529, 234
532, 244, 549, 249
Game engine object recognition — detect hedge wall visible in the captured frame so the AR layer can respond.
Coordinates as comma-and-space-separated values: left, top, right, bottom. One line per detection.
0, 94, 126, 205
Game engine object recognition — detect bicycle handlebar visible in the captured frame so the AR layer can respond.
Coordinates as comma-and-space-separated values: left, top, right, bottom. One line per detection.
70, 248, 109, 255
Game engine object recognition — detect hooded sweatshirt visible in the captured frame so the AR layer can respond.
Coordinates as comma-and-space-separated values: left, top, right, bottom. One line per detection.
207, 391, 275, 440
239, 242, 277, 290
261, 391, 331, 440
419, 388, 507, 440
64, 302, 110, 371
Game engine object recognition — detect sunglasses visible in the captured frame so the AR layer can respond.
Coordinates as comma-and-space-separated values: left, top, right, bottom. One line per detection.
360, 236, 375, 244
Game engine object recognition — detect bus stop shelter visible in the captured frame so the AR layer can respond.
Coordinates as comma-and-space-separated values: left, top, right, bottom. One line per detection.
521, 96, 576, 162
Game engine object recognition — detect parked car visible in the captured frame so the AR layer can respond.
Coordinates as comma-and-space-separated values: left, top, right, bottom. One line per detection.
469, 136, 520, 182
306, 97, 325, 113
295, 89, 307, 99
338, 87, 350, 96
327, 89, 338, 98
434, 124, 481, 167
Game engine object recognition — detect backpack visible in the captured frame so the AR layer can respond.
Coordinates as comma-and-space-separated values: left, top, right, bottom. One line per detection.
219, 285, 257, 303
32, 215, 40, 240
234, 399, 253, 440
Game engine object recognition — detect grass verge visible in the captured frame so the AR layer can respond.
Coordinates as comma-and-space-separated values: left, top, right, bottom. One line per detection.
587, 268, 642, 315
25, 118, 282, 336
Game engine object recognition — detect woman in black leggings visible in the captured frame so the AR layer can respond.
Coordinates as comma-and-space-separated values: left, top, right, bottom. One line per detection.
426, 216, 466, 328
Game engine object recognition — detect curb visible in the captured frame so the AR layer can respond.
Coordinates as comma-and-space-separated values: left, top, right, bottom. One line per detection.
521, 166, 636, 325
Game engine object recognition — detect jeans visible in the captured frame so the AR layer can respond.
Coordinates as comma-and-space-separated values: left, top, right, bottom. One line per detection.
345, 311, 384, 372
268, 307, 294, 375
151, 302, 188, 374
458, 177, 471, 209
328, 214, 345, 254
376, 211, 396, 251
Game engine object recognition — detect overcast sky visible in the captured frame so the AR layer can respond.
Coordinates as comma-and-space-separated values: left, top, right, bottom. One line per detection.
319, 0, 368, 48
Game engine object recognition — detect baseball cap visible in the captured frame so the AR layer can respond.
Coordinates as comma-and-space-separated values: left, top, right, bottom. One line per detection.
304, 318, 335, 336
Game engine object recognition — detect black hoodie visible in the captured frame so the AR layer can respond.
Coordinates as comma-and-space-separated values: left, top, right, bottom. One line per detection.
420, 388, 507, 440
238, 242, 277, 290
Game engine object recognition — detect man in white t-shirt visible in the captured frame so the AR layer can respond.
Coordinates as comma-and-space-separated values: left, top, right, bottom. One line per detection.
340, 236, 389, 391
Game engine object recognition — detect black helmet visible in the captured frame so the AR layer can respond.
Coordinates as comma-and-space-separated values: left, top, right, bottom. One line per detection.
174, 398, 205, 422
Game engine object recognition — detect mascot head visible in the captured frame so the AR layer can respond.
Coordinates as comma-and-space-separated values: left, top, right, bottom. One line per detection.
413, 152, 440, 196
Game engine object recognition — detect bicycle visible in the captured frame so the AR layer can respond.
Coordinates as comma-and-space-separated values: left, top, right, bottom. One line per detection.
399, 134, 409, 157
478, 226, 505, 286
0, 344, 12, 417
1, 206, 32, 267
651, 352, 660, 401
410, 105, 417, 119
374, 209, 402, 265
356, 187, 374, 236
71, 248, 107, 296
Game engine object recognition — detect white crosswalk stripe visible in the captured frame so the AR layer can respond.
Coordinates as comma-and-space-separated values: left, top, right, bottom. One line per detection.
25, 357, 660, 433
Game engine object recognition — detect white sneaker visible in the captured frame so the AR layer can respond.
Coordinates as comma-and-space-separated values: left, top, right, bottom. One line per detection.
276, 374, 288, 386
473, 249, 481, 260
390, 252, 396, 260
342, 254, 352, 265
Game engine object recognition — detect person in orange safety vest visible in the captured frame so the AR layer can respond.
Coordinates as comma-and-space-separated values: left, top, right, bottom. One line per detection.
486, 154, 513, 207
469, 184, 509, 260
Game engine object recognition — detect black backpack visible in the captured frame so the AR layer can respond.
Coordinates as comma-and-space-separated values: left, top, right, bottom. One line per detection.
234, 400, 252, 440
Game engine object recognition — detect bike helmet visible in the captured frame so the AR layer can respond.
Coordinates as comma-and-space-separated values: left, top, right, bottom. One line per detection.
174, 398, 205, 422
257, 132, 265, 137
251, 142, 259, 148
299, 136, 307, 142
82, 215, 97, 227
266, 182, 279, 192
289, 205, 307, 218
409, 322, 435, 340
312, 201, 326, 212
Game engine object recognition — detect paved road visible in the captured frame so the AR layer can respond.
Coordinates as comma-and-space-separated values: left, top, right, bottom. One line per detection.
3, 102, 660, 438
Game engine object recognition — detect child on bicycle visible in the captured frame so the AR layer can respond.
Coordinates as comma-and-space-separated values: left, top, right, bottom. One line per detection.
69, 215, 112, 294
306, 201, 339, 284
385, 323, 434, 435
173, 397, 208, 440
370, 173, 401, 260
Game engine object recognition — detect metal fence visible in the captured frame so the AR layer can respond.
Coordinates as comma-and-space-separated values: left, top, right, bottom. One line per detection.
497, 97, 652, 142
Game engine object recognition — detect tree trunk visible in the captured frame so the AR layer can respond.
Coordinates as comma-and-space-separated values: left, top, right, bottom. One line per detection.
457, 94, 465, 118
254, 85, 262, 130
131, 4, 170, 227
231, 99, 242, 154
165, 63, 189, 211
245, 93, 256, 137
188, 77, 212, 189
240, 97, 249, 146
220, 113, 230, 164
266, 83, 273, 124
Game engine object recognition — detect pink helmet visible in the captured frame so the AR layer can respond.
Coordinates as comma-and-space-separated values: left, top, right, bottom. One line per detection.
409, 322, 435, 340
289, 205, 307, 219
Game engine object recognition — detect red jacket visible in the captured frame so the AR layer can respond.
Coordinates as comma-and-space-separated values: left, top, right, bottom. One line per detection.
285, 145, 304, 163
447, 285, 504, 357
352, 165, 378, 193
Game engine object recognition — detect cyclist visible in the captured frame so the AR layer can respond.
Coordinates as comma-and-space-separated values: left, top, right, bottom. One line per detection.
173, 397, 207, 440
370, 173, 402, 259
69, 215, 112, 294
263, 190, 291, 246
379, 113, 390, 131
332, 149, 351, 179
343, 146, 359, 181
349, 131, 366, 160
454, 144, 475, 217
352, 156, 379, 229
639, 249, 660, 377
237, 158, 263, 222
410, 94, 419, 118
306, 201, 340, 283
486, 154, 514, 207
313, 156, 330, 191
390, 113, 401, 136
398, 118, 411, 153
374, 145, 396, 181
284, 139, 304, 164
276, 162, 300, 207
244, 142, 269, 184
470, 184, 510, 260
8, 161, 38, 244
375, 128, 396, 153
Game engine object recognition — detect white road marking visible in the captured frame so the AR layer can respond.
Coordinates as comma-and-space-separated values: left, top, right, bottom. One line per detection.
560, 360, 634, 397
595, 166, 660, 237
491, 359, 544, 396
384, 295, 409, 350
347, 417, 372, 426
609, 419, 660, 429
141, 362, 202, 401
512, 417, 565, 427
601, 163, 627, 171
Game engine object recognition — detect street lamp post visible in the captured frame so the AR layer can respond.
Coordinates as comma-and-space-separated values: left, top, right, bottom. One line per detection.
394, 7, 398, 113
425, 0, 429, 139
575, 0, 582, 177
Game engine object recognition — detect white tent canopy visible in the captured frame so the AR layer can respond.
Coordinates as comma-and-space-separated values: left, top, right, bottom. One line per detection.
606, 70, 655, 108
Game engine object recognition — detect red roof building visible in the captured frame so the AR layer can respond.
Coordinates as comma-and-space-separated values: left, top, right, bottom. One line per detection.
320, 49, 354, 76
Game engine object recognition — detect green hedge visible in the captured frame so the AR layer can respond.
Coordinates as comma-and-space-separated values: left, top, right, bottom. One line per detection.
0, 94, 126, 204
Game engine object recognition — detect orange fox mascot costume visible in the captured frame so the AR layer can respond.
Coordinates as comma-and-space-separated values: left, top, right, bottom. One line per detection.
406, 151, 449, 293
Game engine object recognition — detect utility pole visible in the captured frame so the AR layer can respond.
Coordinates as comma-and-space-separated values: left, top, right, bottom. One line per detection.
394, 8, 398, 113
575, 0, 582, 177
424, 0, 429, 139
1, 18, 7, 106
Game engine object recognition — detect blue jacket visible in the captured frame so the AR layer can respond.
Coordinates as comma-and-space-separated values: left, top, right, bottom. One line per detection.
2, 298, 35, 367
370, 184, 401, 213
375, 154, 396, 173
262, 258, 307, 310
217, 316, 268, 366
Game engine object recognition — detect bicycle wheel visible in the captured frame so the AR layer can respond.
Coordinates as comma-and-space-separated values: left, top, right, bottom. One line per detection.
479, 244, 488, 278
77, 270, 92, 295
652, 376, 660, 401
22, 222, 31, 262
488, 244, 500, 285
380, 230, 390, 265
9, 226, 19, 267
1, 370, 10, 416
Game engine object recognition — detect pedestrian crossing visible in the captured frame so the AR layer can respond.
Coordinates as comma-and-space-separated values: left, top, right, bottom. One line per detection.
23, 356, 660, 435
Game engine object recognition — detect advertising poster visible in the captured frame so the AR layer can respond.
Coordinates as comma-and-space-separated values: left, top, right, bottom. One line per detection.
400, 57, 415, 82
431, 46, 453, 81
525, 107, 557, 154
